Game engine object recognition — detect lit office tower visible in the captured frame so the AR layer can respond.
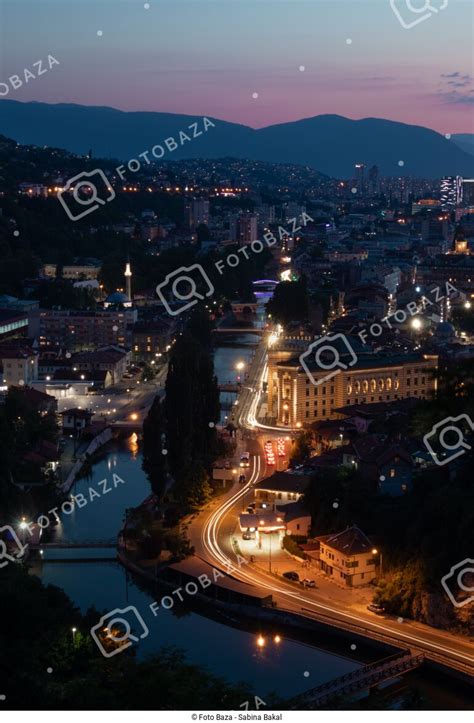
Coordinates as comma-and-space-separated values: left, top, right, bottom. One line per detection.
440, 176, 463, 209
185, 198, 210, 229
368, 165, 379, 196
462, 179, 474, 208
354, 163, 365, 193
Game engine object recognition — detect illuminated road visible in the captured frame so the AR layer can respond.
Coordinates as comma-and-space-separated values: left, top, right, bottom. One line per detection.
189, 337, 474, 677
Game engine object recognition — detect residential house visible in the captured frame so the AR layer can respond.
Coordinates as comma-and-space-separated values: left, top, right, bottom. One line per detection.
344, 436, 414, 496
0, 346, 38, 387
316, 526, 377, 587
59, 408, 94, 435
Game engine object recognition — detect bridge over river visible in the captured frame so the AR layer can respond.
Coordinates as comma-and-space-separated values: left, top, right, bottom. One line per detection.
288, 651, 425, 708
29, 540, 117, 562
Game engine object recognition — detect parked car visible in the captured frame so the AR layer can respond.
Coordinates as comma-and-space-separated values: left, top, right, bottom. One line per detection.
247, 502, 256, 510
242, 530, 254, 540
300, 578, 316, 588
367, 603, 385, 614
246, 506, 254, 514
282, 571, 299, 582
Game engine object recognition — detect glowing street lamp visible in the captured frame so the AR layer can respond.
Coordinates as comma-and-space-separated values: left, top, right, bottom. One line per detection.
256, 635, 265, 648
411, 317, 422, 331
372, 548, 383, 577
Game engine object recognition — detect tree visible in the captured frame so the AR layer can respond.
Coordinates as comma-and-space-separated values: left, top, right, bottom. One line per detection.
289, 431, 312, 466
142, 396, 167, 497
266, 276, 308, 325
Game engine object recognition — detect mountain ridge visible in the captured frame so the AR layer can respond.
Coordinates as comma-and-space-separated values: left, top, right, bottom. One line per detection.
0, 99, 472, 178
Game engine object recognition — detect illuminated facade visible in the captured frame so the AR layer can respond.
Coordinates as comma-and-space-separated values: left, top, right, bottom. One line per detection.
440, 176, 462, 209
267, 341, 438, 426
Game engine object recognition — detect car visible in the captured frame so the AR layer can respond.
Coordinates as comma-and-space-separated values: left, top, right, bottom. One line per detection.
242, 530, 254, 540
238, 474, 246, 483
240, 452, 250, 468
300, 578, 316, 588
282, 571, 299, 582
247, 502, 256, 510
367, 603, 385, 615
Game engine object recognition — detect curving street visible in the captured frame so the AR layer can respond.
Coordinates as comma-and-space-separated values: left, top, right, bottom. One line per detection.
188, 337, 474, 678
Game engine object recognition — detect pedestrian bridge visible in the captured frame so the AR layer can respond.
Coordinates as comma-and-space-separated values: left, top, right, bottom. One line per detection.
29, 540, 117, 562
289, 651, 425, 709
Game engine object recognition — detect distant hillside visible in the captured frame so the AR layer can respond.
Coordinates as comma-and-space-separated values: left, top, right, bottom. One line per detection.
0, 100, 472, 178
452, 134, 474, 157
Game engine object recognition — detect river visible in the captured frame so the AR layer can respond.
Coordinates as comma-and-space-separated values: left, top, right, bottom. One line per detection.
31, 304, 472, 707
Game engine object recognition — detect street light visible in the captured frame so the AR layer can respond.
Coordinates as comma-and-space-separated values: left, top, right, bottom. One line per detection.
72, 627, 77, 644
256, 635, 265, 648
372, 548, 383, 578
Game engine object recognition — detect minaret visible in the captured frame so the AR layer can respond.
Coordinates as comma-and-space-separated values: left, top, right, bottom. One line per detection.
124, 260, 132, 302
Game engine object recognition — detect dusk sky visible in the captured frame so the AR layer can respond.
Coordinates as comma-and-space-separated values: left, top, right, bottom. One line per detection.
0, 0, 473, 133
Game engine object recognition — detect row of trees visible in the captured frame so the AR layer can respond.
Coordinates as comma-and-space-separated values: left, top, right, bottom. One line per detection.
143, 310, 222, 508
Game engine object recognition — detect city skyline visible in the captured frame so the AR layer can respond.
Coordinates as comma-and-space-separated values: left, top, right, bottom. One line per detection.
0, 0, 473, 134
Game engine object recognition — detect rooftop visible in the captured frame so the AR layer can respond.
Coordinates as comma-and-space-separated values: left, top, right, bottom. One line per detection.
316, 526, 374, 556
254, 471, 311, 494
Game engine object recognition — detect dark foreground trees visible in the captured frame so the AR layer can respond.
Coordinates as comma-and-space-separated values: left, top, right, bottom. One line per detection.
0, 566, 254, 710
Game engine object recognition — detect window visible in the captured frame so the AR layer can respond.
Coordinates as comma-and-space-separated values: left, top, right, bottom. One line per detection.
390, 468, 396, 477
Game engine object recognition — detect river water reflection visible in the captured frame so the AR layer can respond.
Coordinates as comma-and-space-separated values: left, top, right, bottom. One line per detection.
35, 326, 364, 699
